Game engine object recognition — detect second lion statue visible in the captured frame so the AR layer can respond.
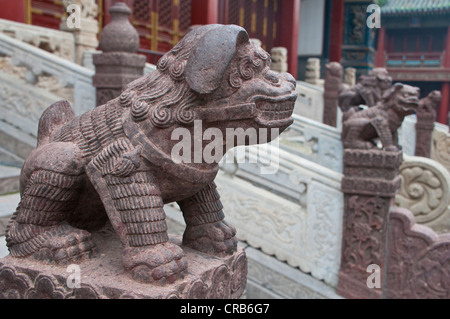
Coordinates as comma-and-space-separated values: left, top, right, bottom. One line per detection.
6, 25, 297, 284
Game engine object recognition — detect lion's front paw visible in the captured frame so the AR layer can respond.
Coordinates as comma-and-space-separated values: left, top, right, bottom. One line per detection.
183, 221, 237, 257
122, 242, 188, 284
31, 225, 96, 264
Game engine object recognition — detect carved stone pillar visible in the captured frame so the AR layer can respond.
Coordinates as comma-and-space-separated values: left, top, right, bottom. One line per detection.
337, 149, 403, 299
60, 0, 100, 64
323, 62, 343, 127
270, 47, 288, 73
93, 2, 146, 106
415, 91, 440, 158
305, 58, 321, 85
415, 111, 435, 158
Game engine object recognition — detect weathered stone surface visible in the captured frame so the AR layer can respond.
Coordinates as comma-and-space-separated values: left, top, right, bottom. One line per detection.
93, 2, 146, 106
415, 90, 441, 158
164, 205, 342, 299
305, 58, 321, 86
323, 62, 343, 127
0, 165, 20, 195
0, 228, 247, 299
431, 124, 450, 174
270, 47, 288, 73
395, 155, 450, 234
5, 23, 296, 290
338, 68, 392, 112
341, 83, 420, 151
337, 149, 402, 299
385, 207, 450, 299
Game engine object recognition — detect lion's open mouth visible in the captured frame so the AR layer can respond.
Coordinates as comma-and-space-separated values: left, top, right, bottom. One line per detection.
399, 96, 419, 113
254, 94, 296, 127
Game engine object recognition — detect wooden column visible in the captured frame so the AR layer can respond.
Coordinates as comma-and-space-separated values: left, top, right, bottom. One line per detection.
277, 0, 300, 78
440, 26, 450, 125
439, 82, 450, 125
0, 0, 26, 23
375, 27, 386, 67
329, 0, 345, 63
191, 0, 219, 25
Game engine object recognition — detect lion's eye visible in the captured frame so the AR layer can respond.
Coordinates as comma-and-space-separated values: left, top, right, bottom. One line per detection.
264, 69, 280, 84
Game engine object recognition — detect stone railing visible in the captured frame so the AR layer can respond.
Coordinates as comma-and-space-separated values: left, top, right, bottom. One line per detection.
215, 143, 344, 287
0, 71, 64, 138
395, 155, 450, 234
165, 141, 344, 288
0, 19, 75, 62
81, 50, 157, 75
294, 81, 324, 123
431, 128, 450, 175
398, 114, 450, 172
385, 207, 450, 299
0, 33, 95, 136
279, 114, 344, 173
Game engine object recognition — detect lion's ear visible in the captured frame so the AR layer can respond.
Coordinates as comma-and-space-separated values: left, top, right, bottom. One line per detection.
185, 25, 250, 95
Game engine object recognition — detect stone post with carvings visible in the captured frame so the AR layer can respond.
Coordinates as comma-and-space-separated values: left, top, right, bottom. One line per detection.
60, 0, 100, 64
93, 2, 146, 106
323, 62, 343, 127
305, 58, 321, 85
337, 149, 403, 299
415, 111, 435, 158
270, 47, 288, 73
415, 91, 441, 158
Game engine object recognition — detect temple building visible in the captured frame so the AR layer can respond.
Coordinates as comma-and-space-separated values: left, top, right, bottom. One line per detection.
375, 0, 450, 124
296, 0, 450, 125
0, 0, 300, 77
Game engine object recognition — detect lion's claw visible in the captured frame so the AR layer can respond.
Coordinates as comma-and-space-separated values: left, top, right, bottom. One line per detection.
183, 221, 238, 257
122, 242, 188, 284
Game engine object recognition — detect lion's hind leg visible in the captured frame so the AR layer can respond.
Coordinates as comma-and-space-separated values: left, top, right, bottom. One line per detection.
6, 142, 96, 264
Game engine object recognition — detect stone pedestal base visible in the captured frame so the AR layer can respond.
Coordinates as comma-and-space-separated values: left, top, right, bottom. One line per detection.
0, 229, 247, 299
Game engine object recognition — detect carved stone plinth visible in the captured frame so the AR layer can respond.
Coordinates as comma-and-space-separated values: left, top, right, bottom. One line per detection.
323, 62, 343, 127
415, 90, 440, 158
415, 112, 435, 158
0, 229, 247, 299
337, 149, 402, 299
93, 2, 146, 106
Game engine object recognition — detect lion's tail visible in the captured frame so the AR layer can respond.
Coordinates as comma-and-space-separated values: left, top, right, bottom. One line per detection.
37, 100, 75, 146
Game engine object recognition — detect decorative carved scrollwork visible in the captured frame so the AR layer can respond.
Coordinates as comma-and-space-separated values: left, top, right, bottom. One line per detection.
395, 155, 450, 233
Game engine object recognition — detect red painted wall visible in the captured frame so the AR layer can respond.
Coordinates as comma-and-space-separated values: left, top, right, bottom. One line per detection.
276, 0, 300, 78
329, 0, 344, 63
0, 0, 26, 23
191, 0, 219, 25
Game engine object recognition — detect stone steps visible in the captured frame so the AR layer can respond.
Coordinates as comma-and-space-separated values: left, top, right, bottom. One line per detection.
0, 165, 20, 195
0, 164, 21, 237
0, 192, 20, 237
0, 120, 36, 168
0, 147, 23, 170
